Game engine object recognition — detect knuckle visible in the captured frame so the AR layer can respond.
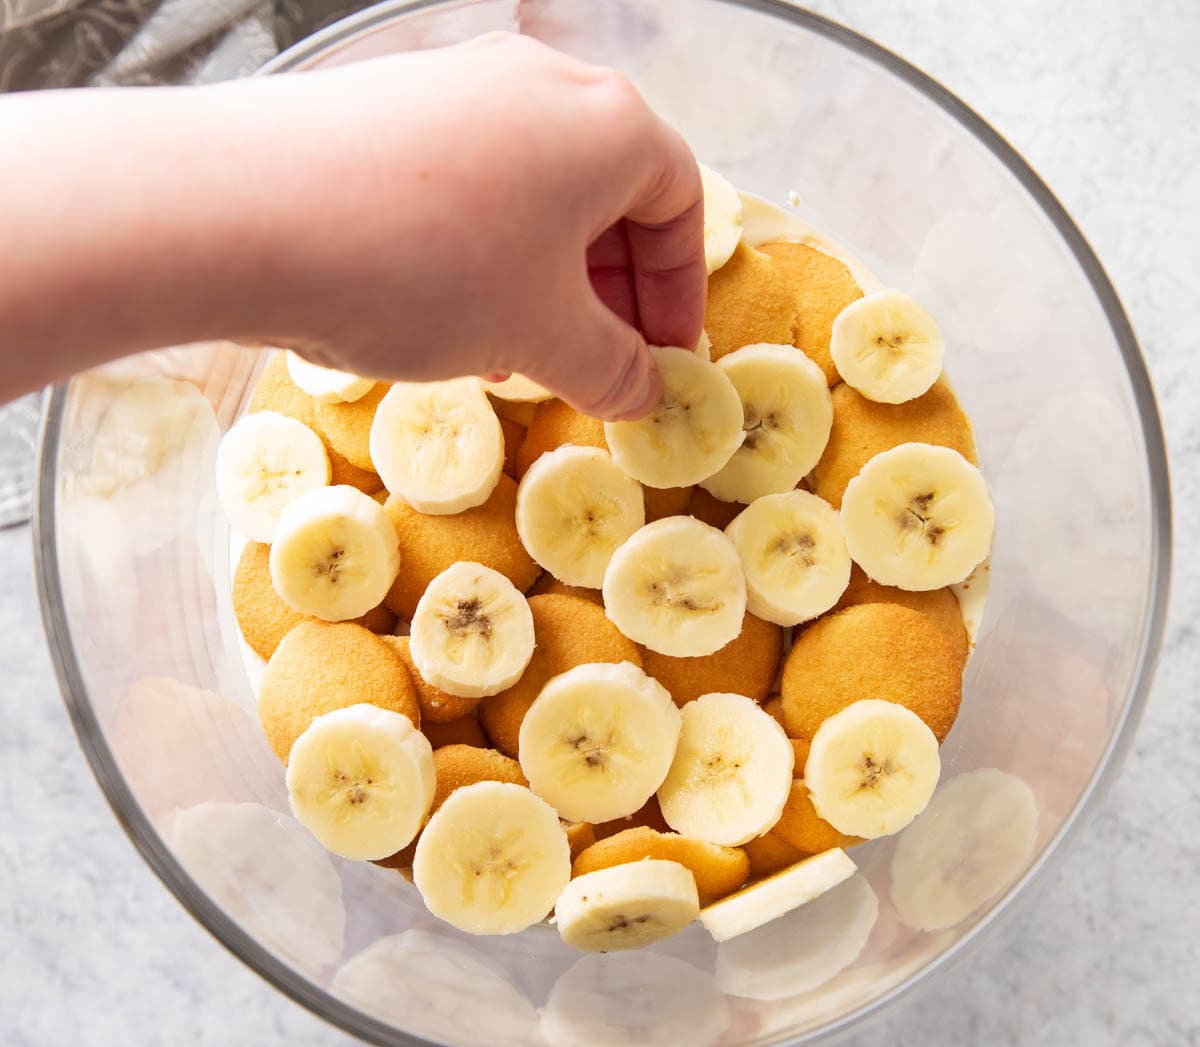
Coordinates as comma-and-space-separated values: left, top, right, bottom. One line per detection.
591, 68, 648, 124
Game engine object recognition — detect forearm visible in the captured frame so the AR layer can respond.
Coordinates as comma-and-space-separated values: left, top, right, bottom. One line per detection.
0, 82, 293, 400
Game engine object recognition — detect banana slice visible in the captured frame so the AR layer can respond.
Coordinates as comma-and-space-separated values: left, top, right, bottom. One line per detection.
699, 847, 856, 942
541, 952, 730, 1047
890, 768, 1037, 931
725, 490, 851, 626
285, 703, 434, 861
604, 347, 745, 489
481, 373, 553, 403
409, 561, 535, 699
515, 445, 645, 588
331, 929, 540, 1047
285, 350, 376, 403
412, 780, 571, 935
700, 344, 833, 503
602, 516, 747, 657
804, 699, 941, 839
657, 692, 793, 846
170, 802, 345, 970
269, 484, 400, 621
699, 163, 744, 274
215, 411, 330, 542
829, 289, 944, 404
840, 442, 994, 591
713, 872, 877, 996
517, 661, 681, 823
369, 377, 504, 514
555, 858, 700, 952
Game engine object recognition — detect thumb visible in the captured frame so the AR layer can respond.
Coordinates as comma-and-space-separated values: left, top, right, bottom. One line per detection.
527, 297, 662, 421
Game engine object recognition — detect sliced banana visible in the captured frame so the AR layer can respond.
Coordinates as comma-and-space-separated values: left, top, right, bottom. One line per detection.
515, 445, 645, 588
481, 373, 553, 403
840, 441, 994, 591
555, 858, 699, 952
603, 346, 745, 490
804, 698, 940, 839
725, 490, 851, 626
369, 377, 503, 514
714, 872, 878, 999
518, 661, 681, 823
700, 847, 856, 942
601, 516, 747, 658
658, 692, 793, 846
409, 562, 535, 699
412, 781, 571, 935
331, 929, 540, 1047
170, 802, 345, 970
269, 484, 400, 621
699, 163, 744, 273
215, 410, 330, 542
700, 344, 833, 503
829, 289, 944, 404
285, 703, 434, 861
890, 768, 1037, 931
541, 952, 730, 1047
285, 350, 376, 403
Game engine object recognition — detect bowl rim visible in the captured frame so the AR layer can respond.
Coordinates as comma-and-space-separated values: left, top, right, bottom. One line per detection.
33, 1, 1173, 1045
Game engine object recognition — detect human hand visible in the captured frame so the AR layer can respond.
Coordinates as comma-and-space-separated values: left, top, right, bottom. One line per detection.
246, 32, 705, 419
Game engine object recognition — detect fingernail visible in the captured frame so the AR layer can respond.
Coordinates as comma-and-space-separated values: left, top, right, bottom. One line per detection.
613, 360, 662, 421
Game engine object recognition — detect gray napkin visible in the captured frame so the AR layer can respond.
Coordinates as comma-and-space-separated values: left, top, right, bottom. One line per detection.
0, 0, 374, 524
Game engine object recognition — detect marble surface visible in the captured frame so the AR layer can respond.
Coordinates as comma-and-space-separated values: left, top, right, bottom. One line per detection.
3, 1, 1198, 1044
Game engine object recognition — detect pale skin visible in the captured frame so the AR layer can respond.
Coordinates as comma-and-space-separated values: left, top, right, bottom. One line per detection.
0, 32, 706, 419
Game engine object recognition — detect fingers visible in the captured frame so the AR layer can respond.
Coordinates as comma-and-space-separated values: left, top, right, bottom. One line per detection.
526, 295, 662, 421
587, 221, 639, 329
595, 78, 707, 350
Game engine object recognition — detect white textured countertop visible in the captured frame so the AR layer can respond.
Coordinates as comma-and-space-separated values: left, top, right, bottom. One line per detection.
3, 2, 1198, 1044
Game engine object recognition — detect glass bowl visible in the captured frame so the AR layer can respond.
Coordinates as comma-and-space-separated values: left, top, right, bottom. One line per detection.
34, 1, 1171, 1044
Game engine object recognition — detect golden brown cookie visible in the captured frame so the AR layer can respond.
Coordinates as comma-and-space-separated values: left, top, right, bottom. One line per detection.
790, 737, 811, 774
247, 353, 382, 494
762, 695, 786, 730
233, 541, 395, 661
704, 242, 798, 360
312, 382, 389, 472
562, 820, 597, 860
382, 473, 539, 620
327, 446, 384, 495
758, 240, 864, 385
422, 713, 489, 750
772, 779, 862, 854
811, 379, 978, 508
489, 396, 537, 427
832, 564, 969, 663
640, 611, 783, 708
686, 486, 744, 530
527, 573, 602, 606
743, 831, 806, 880
499, 415, 526, 478
248, 352, 316, 426
643, 485, 693, 523
380, 635, 479, 723
593, 795, 672, 840
478, 594, 641, 757
572, 826, 749, 905
781, 603, 963, 742
431, 744, 527, 813
516, 399, 607, 477
258, 621, 420, 762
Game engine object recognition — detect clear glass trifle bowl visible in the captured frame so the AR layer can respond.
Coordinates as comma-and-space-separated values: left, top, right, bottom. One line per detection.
34, 1, 1171, 1044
